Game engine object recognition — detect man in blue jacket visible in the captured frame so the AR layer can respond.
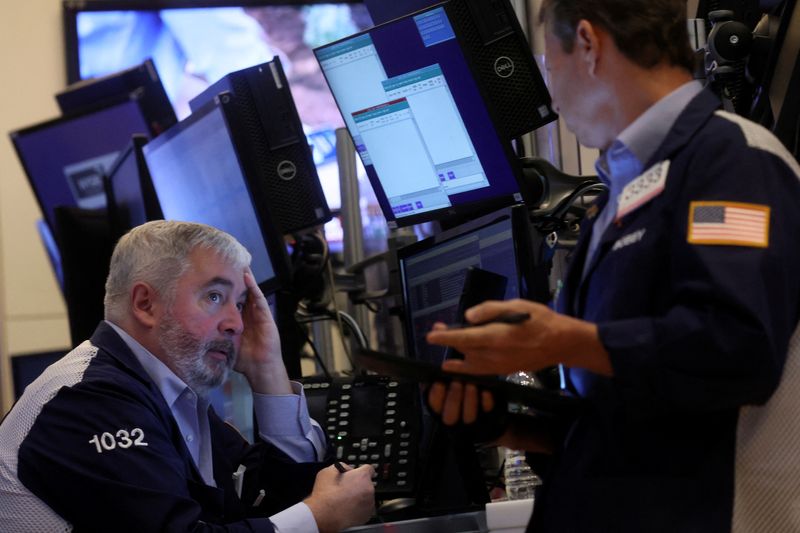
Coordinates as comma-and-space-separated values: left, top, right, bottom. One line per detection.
426, 0, 800, 531
0, 220, 374, 532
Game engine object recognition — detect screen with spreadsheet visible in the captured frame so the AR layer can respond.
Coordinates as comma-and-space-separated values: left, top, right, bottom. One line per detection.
315, 5, 524, 228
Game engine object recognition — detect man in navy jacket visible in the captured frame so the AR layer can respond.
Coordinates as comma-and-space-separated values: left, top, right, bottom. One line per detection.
426, 0, 800, 531
0, 220, 375, 532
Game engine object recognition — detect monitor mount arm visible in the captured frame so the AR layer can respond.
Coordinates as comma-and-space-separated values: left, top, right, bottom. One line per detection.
704, 9, 757, 114
519, 157, 604, 219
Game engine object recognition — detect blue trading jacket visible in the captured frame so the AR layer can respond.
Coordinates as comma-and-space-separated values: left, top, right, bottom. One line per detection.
533, 89, 800, 532
1, 322, 325, 532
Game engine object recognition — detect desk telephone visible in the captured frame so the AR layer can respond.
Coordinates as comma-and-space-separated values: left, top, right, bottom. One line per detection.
301, 375, 421, 498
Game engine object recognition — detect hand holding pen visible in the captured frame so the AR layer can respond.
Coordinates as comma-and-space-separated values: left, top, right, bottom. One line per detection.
427, 299, 606, 376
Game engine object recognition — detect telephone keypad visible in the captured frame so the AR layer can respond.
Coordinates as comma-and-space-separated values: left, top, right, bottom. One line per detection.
302, 376, 420, 496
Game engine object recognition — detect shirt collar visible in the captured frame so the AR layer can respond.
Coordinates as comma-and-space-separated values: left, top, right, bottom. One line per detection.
596, 80, 703, 187
105, 320, 191, 409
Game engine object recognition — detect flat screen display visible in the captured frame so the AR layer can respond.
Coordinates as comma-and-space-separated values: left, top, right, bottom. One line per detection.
106, 143, 150, 232
66, 3, 375, 215
315, 5, 524, 227
398, 209, 522, 364
143, 102, 283, 291
11, 99, 151, 232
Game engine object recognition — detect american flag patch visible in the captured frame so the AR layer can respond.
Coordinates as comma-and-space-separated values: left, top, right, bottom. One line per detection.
687, 201, 770, 247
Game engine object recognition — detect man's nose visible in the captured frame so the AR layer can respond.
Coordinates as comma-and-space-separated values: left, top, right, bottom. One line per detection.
220, 303, 244, 336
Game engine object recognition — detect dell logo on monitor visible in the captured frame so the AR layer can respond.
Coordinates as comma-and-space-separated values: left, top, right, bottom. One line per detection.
277, 160, 297, 181
494, 56, 515, 78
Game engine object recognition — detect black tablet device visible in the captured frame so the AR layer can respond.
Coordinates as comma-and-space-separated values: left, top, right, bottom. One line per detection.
355, 347, 582, 418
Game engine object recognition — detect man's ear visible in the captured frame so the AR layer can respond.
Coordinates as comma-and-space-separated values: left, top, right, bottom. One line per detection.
575, 19, 600, 76
130, 282, 160, 328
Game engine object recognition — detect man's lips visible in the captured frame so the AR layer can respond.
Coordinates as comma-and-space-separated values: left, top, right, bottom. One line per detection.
205, 340, 236, 366
207, 350, 228, 363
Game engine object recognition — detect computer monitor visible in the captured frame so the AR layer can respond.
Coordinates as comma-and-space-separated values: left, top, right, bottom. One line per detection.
62, 1, 375, 213
315, 1, 557, 228
10, 97, 152, 232
397, 204, 537, 364
142, 94, 291, 294
35, 219, 64, 294
363, 0, 439, 24
56, 59, 177, 135
104, 134, 163, 240
190, 57, 332, 234
11, 350, 68, 400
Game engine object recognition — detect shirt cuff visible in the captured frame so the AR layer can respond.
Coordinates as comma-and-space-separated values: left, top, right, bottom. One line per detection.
270, 502, 319, 533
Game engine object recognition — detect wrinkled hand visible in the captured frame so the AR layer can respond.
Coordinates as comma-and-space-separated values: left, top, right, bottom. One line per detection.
304, 464, 375, 533
426, 299, 610, 376
234, 268, 290, 394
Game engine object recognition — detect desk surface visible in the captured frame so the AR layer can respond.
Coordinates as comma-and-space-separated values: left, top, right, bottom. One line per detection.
345, 510, 487, 533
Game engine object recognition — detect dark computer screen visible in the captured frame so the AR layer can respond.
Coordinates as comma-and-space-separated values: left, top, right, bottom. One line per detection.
11, 350, 68, 400
315, 5, 527, 228
105, 134, 162, 239
10, 98, 151, 232
397, 206, 524, 364
143, 97, 289, 293
35, 219, 64, 293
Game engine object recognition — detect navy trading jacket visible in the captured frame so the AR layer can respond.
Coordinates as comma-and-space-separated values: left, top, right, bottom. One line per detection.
530, 89, 800, 532
0, 322, 326, 532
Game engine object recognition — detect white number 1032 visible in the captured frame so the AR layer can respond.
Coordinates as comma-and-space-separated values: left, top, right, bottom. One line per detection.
89, 428, 148, 453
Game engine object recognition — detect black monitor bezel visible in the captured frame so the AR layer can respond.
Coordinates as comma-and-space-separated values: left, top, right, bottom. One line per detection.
396, 203, 535, 360
9, 93, 153, 234
142, 93, 293, 295
314, 1, 533, 229
104, 133, 164, 240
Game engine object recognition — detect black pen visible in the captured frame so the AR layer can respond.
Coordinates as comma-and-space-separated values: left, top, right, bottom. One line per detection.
447, 312, 531, 330
334, 461, 348, 474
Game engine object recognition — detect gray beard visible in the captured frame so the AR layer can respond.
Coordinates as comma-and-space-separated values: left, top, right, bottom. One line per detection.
158, 314, 237, 397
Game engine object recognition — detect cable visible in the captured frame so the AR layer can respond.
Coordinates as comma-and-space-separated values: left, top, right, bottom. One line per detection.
296, 311, 369, 352
551, 182, 608, 220
295, 322, 331, 380
325, 259, 357, 370
362, 300, 381, 313
335, 310, 369, 350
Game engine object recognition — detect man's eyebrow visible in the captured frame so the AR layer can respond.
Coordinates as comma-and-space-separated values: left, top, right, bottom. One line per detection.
202, 277, 235, 290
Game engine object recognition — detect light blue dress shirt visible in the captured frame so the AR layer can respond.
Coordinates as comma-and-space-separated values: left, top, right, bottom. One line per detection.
582, 80, 704, 279
106, 321, 325, 533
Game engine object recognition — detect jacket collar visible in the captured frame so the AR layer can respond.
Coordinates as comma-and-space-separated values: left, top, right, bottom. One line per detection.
559, 88, 723, 317
643, 88, 722, 169
89, 321, 155, 386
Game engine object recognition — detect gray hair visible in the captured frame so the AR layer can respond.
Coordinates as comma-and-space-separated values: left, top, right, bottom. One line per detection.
104, 221, 251, 322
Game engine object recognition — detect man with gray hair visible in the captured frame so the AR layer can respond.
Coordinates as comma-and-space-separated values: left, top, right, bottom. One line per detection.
0, 220, 375, 532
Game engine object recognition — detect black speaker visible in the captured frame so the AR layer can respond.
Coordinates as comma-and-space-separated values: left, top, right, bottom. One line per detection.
190, 58, 332, 234
446, 0, 558, 139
